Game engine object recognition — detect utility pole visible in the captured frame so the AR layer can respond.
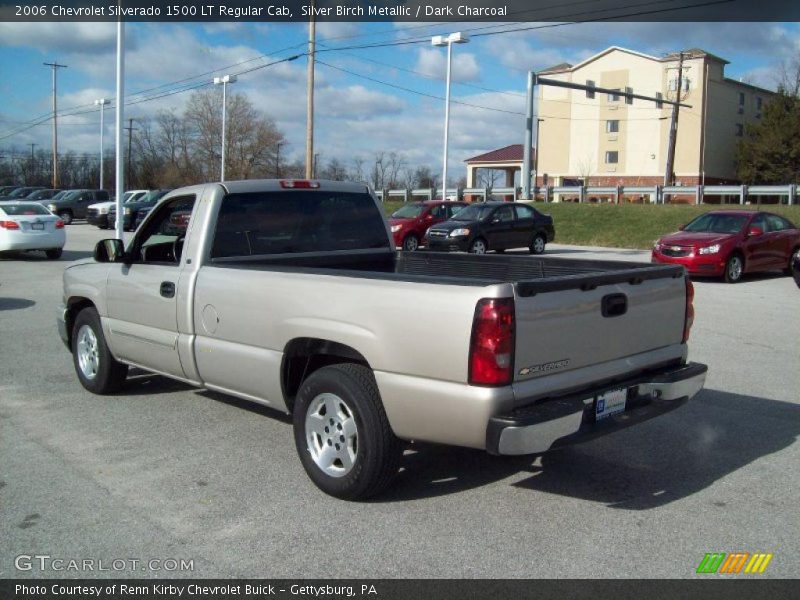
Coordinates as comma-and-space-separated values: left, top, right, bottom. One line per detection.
94, 99, 110, 190
124, 118, 137, 186
43, 61, 67, 188
664, 51, 686, 187
29, 143, 36, 160
522, 71, 537, 200
305, 0, 316, 179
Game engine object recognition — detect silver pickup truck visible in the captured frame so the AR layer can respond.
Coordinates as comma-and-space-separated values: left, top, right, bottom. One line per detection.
58, 179, 707, 499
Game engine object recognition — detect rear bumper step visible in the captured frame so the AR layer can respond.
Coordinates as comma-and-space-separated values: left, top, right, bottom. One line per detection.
486, 362, 707, 455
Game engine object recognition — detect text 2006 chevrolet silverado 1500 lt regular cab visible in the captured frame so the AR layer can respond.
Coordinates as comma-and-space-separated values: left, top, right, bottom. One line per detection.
58, 179, 707, 499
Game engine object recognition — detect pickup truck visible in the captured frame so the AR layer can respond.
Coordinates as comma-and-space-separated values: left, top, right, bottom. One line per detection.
58, 179, 707, 500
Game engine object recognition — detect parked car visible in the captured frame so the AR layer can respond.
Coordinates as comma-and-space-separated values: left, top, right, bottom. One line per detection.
25, 188, 61, 202
0, 202, 65, 259
44, 189, 110, 224
388, 200, 466, 251
108, 189, 171, 231
426, 201, 555, 254
57, 179, 706, 499
0, 186, 22, 197
652, 210, 800, 283
87, 189, 149, 229
4, 186, 46, 200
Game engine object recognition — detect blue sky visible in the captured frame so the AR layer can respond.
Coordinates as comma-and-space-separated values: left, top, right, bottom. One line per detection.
1, 21, 798, 181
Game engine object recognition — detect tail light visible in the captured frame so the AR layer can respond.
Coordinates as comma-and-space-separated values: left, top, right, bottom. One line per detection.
55, 220, 65, 229
469, 298, 515, 386
279, 180, 320, 189
683, 277, 695, 343
0, 220, 20, 230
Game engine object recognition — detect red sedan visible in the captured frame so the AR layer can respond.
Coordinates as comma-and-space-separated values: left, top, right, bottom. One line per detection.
388, 200, 466, 251
652, 210, 800, 283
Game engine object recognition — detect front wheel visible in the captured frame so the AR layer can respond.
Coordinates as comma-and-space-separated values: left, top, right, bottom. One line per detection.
530, 233, 546, 255
71, 307, 128, 394
58, 211, 73, 225
724, 254, 744, 283
784, 247, 800, 276
293, 363, 402, 500
402, 234, 419, 252
469, 238, 487, 254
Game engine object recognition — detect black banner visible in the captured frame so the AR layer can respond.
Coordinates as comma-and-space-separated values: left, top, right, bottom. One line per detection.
2, 0, 800, 23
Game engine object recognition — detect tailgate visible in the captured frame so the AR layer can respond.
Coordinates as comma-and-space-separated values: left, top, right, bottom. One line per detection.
513, 267, 686, 382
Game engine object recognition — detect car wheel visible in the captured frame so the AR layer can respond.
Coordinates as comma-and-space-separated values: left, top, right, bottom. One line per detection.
293, 363, 402, 500
469, 238, 488, 254
45, 248, 62, 260
402, 234, 419, 252
71, 307, 128, 394
58, 211, 73, 225
724, 254, 744, 283
784, 247, 800, 276
530, 233, 546, 255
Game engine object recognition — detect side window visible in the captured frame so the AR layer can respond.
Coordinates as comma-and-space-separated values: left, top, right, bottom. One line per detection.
429, 205, 446, 219
750, 214, 767, 233
133, 195, 196, 264
515, 205, 535, 220
494, 206, 515, 222
79, 192, 90, 202
765, 214, 786, 231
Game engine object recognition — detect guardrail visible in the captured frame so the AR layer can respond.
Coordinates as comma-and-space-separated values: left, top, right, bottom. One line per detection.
373, 184, 797, 205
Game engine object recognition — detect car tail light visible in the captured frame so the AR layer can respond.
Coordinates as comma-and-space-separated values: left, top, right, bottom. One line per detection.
683, 277, 695, 343
280, 180, 320, 189
0, 220, 19, 230
55, 220, 65, 229
469, 298, 515, 386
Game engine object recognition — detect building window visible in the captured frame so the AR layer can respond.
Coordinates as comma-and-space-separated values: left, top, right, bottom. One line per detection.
625, 86, 633, 105
669, 77, 690, 91
607, 89, 621, 102
605, 151, 619, 164
606, 120, 620, 133
739, 92, 745, 105
655, 92, 664, 109
586, 79, 595, 99
736, 124, 744, 137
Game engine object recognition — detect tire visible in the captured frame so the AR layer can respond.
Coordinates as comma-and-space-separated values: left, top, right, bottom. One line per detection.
293, 363, 402, 500
58, 210, 73, 225
469, 238, 488, 254
530, 233, 546, 255
402, 234, 419, 252
724, 254, 744, 283
45, 248, 62, 260
784, 247, 800, 276
71, 307, 128, 394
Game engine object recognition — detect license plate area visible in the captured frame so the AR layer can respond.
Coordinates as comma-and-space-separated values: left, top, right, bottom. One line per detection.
595, 387, 628, 421
31, 223, 44, 230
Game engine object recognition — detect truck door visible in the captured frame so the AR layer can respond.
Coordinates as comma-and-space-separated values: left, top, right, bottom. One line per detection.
104, 194, 197, 378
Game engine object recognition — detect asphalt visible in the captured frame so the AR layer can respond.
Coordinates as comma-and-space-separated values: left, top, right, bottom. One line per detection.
1, 223, 798, 579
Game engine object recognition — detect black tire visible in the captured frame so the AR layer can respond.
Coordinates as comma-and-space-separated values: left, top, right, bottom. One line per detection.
58, 210, 73, 225
784, 247, 800, 276
724, 253, 744, 284
293, 363, 402, 500
45, 248, 62, 260
468, 238, 488, 254
71, 307, 128, 394
402, 234, 420, 252
530, 233, 546, 255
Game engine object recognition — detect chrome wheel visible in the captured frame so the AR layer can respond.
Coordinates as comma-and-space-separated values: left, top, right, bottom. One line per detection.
532, 235, 545, 254
470, 239, 487, 254
727, 256, 743, 282
76, 324, 99, 380
403, 235, 419, 251
305, 393, 358, 478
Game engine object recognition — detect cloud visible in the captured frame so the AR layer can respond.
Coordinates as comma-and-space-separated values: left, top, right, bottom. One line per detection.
317, 22, 361, 41
415, 48, 480, 82
0, 22, 124, 54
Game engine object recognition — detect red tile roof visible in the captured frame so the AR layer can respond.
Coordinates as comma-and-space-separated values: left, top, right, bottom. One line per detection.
464, 144, 535, 163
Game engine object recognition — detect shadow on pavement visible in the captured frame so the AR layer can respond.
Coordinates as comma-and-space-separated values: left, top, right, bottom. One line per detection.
376, 389, 800, 506
0, 297, 36, 311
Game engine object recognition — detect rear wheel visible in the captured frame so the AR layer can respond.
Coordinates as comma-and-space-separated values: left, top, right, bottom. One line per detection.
724, 254, 744, 283
58, 210, 73, 225
293, 363, 402, 500
45, 248, 62, 260
469, 238, 487, 254
71, 307, 128, 394
530, 233, 546, 254
402, 234, 419, 252
784, 247, 800, 276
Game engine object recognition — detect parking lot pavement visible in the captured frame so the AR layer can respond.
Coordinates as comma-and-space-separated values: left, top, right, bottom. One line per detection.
1, 222, 799, 579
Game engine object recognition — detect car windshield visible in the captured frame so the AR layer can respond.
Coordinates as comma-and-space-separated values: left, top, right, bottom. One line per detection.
49, 191, 69, 201
0, 203, 49, 216
451, 204, 495, 221
391, 204, 424, 219
683, 213, 749, 234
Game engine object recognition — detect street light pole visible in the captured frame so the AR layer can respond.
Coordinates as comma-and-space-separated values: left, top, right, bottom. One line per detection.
432, 32, 469, 200
43, 61, 67, 188
114, 18, 125, 241
213, 74, 237, 182
94, 98, 109, 190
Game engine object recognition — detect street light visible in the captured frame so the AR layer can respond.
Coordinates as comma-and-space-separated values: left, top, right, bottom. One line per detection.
213, 74, 237, 181
432, 32, 469, 200
94, 98, 110, 190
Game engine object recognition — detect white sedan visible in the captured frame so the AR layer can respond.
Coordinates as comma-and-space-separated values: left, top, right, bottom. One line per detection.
0, 202, 66, 259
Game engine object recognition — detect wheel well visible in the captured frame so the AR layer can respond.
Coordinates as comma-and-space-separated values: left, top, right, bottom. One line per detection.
59, 208, 73, 215
65, 297, 95, 347
281, 338, 370, 414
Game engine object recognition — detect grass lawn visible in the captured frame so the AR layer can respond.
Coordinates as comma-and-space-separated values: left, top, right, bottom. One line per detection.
380, 201, 800, 250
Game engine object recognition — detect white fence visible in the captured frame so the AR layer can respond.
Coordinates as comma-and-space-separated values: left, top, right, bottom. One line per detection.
373, 184, 797, 205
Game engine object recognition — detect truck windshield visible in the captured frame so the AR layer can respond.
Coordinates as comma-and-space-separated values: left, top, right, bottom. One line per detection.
212, 191, 389, 258
683, 213, 748, 234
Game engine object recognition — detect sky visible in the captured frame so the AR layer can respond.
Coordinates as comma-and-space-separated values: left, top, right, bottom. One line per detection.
1, 20, 799, 183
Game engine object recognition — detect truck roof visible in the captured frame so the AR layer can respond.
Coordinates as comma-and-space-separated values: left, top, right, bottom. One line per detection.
220, 179, 372, 195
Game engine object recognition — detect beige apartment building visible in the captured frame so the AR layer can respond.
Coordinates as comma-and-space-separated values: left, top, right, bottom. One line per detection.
466, 46, 774, 189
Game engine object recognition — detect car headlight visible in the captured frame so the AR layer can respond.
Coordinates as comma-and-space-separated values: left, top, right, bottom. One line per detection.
390, 224, 402, 233
124, 208, 133, 215
449, 228, 470, 237
47, 204, 57, 212
98, 206, 109, 214
698, 244, 720, 255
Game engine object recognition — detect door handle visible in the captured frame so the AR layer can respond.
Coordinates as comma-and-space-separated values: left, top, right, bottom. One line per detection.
601, 293, 627, 317
160, 281, 175, 298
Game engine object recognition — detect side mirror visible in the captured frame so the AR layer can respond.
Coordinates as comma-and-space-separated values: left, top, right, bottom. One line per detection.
94, 239, 126, 263
747, 226, 764, 237
678, 224, 685, 231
